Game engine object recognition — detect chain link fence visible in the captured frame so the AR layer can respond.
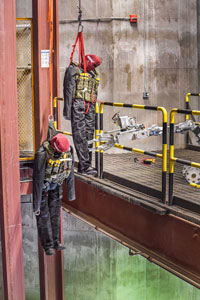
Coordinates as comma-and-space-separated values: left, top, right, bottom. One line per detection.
16, 19, 34, 159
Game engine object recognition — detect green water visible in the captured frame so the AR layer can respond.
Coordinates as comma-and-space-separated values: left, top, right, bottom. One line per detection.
64, 230, 200, 300
20, 210, 200, 300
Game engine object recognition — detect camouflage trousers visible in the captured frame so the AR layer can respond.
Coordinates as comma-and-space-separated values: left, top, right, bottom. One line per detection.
36, 185, 62, 251
71, 99, 95, 172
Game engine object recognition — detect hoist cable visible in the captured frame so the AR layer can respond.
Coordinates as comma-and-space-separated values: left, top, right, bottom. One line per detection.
48, 0, 54, 117
78, 0, 83, 32
143, 0, 147, 92
68, 0, 86, 72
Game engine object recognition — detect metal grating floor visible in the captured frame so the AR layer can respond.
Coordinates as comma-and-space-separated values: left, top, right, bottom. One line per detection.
102, 149, 200, 205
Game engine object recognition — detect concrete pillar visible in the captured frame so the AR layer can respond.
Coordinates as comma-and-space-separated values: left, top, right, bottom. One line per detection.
0, 0, 25, 299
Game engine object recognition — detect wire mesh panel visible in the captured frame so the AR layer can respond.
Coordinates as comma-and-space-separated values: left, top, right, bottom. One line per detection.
16, 19, 34, 159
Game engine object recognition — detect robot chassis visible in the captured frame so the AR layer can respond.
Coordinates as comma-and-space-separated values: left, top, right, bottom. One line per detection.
91, 112, 200, 186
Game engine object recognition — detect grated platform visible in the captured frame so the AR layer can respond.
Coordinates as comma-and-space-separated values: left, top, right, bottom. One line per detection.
102, 149, 200, 206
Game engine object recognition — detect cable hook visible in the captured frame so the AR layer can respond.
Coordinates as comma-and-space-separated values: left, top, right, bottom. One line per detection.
78, 0, 83, 32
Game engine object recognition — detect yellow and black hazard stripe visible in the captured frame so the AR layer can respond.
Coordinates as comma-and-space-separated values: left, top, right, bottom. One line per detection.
95, 103, 99, 173
52, 97, 72, 136
99, 102, 168, 202
185, 93, 200, 108
114, 144, 161, 158
190, 183, 200, 189
169, 108, 200, 205
185, 93, 200, 143
99, 103, 104, 178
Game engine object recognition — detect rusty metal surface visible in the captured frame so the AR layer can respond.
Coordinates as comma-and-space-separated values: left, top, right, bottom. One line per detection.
33, 1, 65, 299
63, 176, 200, 288
0, 1, 25, 299
33, 0, 50, 150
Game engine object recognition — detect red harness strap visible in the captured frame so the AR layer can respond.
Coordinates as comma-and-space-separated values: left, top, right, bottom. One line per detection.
84, 100, 90, 115
69, 31, 89, 113
69, 32, 86, 72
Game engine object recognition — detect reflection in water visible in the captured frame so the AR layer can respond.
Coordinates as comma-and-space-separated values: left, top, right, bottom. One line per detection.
63, 211, 200, 300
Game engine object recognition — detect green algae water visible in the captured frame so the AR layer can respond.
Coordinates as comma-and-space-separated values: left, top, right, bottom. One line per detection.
63, 215, 200, 300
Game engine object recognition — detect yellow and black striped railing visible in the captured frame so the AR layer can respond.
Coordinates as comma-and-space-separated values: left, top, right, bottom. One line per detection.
53, 97, 72, 136
95, 103, 99, 174
98, 102, 168, 203
185, 93, 200, 144
185, 93, 200, 118
169, 108, 200, 205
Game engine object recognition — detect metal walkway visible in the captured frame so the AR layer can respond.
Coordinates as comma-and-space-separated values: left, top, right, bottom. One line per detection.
101, 148, 200, 209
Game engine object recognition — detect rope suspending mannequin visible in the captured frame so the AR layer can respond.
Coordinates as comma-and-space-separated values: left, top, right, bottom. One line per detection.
69, 0, 86, 72
63, 1, 102, 176
68, 0, 89, 113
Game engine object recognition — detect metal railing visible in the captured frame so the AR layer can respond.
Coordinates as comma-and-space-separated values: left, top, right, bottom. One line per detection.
53, 97, 72, 136
185, 93, 200, 147
97, 102, 168, 203
169, 108, 200, 205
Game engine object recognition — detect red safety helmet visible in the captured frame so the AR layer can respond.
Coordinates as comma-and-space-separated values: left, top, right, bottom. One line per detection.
82, 54, 101, 72
50, 133, 70, 153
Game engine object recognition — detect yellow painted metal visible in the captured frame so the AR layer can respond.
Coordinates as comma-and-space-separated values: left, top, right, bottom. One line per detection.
190, 183, 200, 189
114, 144, 125, 150
190, 162, 200, 169
56, 130, 72, 136
100, 103, 104, 114
191, 110, 200, 116
99, 103, 168, 195
17, 18, 35, 161
114, 144, 163, 159
162, 144, 167, 172
53, 121, 57, 129
53, 97, 72, 136
185, 93, 191, 120
157, 106, 168, 175
99, 103, 104, 153
170, 109, 177, 124
169, 145, 175, 174
185, 93, 191, 103
112, 103, 124, 107
132, 104, 145, 109
53, 97, 57, 108
95, 103, 99, 153
169, 108, 200, 192
157, 107, 168, 123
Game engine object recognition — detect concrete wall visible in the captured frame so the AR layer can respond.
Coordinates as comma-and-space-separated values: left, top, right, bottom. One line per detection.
198, 0, 200, 99
16, 0, 200, 151
16, 0, 32, 18
59, 0, 199, 151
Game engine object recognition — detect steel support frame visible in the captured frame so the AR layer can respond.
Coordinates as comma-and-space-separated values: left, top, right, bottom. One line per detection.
63, 177, 200, 288
0, 1, 25, 299
32, 1, 65, 299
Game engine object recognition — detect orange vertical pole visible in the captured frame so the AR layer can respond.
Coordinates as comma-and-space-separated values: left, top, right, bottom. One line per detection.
48, 0, 54, 116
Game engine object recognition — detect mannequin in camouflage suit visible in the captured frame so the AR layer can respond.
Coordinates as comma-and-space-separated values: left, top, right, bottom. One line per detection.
63, 54, 101, 175
33, 133, 75, 255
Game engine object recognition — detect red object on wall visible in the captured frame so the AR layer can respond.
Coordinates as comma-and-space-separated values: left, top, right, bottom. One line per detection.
130, 15, 138, 24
